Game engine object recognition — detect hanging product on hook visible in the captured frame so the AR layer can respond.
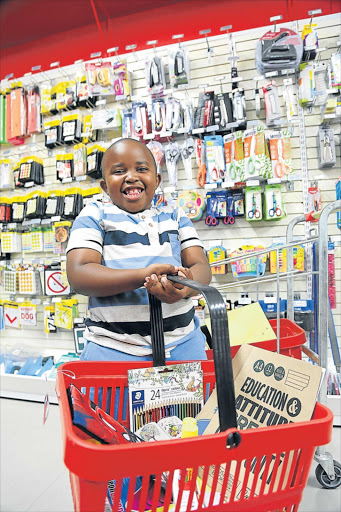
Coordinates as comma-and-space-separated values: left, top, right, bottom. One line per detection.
177, 190, 205, 222
165, 97, 182, 133
223, 131, 244, 183
165, 141, 180, 187
282, 78, 297, 120
298, 62, 315, 107
180, 138, 195, 180
151, 98, 166, 135
268, 130, 293, 179
168, 46, 190, 88
204, 135, 225, 185
196, 139, 207, 188
113, 60, 132, 101
313, 62, 328, 107
256, 27, 303, 75
317, 126, 336, 169
262, 81, 282, 126
301, 23, 319, 61
145, 56, 166, 96
231, 88, 246, 128
85, 62, 115, 96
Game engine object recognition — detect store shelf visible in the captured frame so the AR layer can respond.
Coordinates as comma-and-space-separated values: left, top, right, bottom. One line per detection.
0, 373, 58, 404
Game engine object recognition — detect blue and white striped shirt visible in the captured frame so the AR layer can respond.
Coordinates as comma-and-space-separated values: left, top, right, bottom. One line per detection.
67, 200, 204, 356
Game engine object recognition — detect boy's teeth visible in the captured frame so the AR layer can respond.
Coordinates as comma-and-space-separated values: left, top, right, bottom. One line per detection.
125, 188, 142, 197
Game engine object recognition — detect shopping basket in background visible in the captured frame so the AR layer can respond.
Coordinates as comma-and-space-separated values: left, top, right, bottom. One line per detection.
56, 277, 333, 512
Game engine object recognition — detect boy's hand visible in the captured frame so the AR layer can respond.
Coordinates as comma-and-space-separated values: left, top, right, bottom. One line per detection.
145, 264, 178, 278
144, 267, 193, 304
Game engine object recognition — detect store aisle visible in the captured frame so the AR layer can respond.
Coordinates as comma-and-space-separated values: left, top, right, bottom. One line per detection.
1, 397, 340, 512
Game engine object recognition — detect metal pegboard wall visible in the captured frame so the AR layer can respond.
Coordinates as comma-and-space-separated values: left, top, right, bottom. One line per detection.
0, 13, 340, 357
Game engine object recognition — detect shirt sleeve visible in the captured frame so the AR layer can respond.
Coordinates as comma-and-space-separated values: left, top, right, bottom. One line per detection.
66, 201, 104, 255
177, 207, 204, 251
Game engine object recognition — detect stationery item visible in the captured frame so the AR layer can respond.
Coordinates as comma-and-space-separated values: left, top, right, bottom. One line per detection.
262, 81, 282, 126
204, 302, 276, 348
298, 62, 315, 107
229, 244, 267, 277
146, 55, 166, 96
68, 384, 141, 445
317, 127, 336, 168
264, 184, 285, 220
269, 243, 305, 273
196, 139, 207, 187
135, 422, 170, 442
204, 135, 225, 184
223, 131, 244, 183
268, 130, 293, 178
27, 85, 41, 135
256, 27, 303, 74
177, 190, 205, 222
243, 127, 271, 180
85, 62, 115, 96
208, 245, 227, 275
157, 416, 183, 439
113, 60, 132, 101
168, 46, 190, 88
128, 363, 203, 433
245, 186, 262, 222
165, 141, 180, 187
302, 23, 319, 61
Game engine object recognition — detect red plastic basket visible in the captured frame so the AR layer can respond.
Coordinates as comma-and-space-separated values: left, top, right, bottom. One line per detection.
56, 360, 332, 512
206, 318, 306, 361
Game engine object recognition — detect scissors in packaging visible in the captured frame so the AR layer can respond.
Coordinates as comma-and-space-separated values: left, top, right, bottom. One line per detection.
223, 196, 235, 224
246, 134, 262, 176
196, 140, 207, 187
205, 215, 219, 226
275, 138, 291, 178
269, 191, 282, 217
248, 193, 261, 219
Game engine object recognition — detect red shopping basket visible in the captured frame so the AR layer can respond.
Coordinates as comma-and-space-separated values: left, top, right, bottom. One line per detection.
206, 318, 306, 361
56, 277, 333, 512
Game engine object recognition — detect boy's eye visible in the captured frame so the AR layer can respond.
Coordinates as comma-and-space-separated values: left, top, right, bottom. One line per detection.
137, 167, 148, 172
112, 169, 125, 174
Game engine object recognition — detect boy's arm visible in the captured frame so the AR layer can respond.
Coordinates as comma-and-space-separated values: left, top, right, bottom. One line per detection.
66, 248, 178, 297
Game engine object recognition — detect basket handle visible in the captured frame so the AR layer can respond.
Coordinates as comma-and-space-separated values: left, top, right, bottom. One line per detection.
149, 275, 237, 432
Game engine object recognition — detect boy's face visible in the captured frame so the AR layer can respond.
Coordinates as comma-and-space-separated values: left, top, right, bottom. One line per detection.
100, 140, 161, 214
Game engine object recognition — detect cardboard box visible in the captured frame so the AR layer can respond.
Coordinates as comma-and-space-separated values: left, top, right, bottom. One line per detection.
197, 344, 323, 501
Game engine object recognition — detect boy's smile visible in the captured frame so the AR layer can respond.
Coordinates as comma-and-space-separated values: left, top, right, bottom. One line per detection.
100, 139, 161, 213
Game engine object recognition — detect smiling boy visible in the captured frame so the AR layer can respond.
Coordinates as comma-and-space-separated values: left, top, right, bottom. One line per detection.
66, 138, 211, 361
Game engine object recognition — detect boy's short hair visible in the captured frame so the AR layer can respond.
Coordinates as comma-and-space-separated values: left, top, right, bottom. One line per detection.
101, 138, 157, 178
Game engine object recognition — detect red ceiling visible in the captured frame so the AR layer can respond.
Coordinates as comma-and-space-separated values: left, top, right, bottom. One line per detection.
0, 0, 338, 79
0, 0, 187, 49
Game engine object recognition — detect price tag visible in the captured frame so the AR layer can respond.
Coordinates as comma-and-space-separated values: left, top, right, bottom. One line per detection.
192, 128, 205, 134
204, 183, 217, 190
206, 125, 219, 132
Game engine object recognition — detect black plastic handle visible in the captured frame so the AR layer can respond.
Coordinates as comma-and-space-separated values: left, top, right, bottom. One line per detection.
148, 275, 237, 432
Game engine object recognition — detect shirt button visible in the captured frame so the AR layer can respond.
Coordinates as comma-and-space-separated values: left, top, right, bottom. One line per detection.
141, 215, 146, 219
149, 223, 153, 227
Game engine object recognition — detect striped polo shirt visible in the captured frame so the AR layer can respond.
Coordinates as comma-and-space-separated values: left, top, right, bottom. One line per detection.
66, 200, 204, 356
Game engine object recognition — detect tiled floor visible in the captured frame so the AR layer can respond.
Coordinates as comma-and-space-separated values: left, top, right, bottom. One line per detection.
1, 398, 340, 512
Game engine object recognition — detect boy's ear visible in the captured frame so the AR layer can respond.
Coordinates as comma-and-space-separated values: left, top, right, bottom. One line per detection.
156, 173, 162, 188
100, 179, 108, 195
